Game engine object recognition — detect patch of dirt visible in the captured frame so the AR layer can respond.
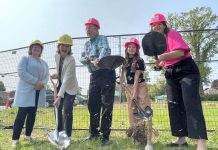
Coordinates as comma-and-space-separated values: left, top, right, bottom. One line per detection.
126, 121, 147, 146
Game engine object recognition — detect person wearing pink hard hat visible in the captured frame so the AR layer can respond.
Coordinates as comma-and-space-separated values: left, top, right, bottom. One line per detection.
120, 37, 153, 148
80, 18, 116, 146
150, 13, 207, 150
121, 37, 150, 126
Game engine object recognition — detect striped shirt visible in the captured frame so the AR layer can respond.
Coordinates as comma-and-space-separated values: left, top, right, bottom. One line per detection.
80, 34, 111, 73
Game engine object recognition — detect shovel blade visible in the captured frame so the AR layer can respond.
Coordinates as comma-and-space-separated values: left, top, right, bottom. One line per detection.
134, 106, 153, 120
48, 130, 70, 148
98, 55, 125, 70
57, 131, 71, 148
48, 130, 59, 146
134, 112, 145, 120
142, 31, 166, 56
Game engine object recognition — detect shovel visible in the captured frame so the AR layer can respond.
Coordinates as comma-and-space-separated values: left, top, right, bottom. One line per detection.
98, 55, 125, 70
123, 85, 153, 120
47, 77, 70, 149
142, 31, 167, 71
132, 99, 153, 120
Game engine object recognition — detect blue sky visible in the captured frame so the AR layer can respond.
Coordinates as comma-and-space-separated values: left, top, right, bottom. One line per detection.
0, 0, 217, 51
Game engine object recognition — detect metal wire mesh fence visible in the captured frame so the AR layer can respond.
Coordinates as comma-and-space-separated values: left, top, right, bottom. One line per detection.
0, 30, 218, 131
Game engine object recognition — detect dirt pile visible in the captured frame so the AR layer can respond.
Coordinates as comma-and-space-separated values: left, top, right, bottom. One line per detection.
126, 121, 147, 146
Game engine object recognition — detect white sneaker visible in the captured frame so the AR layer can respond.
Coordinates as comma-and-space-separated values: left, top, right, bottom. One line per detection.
12, 140, 18, 148
24, 136, 32, 141
145, 144, 153, 150
24, 136, 33, 144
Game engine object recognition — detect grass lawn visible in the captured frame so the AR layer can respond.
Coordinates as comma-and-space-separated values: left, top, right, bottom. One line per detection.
0, 129, 217, 150
0, 102, 218, 149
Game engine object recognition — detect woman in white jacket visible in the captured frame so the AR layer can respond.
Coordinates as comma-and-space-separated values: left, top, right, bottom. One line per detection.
51, 34, 79, 138
12, 40, 49, 147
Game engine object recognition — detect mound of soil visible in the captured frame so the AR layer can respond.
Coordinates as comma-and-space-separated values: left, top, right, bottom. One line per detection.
126, 121, 147, 146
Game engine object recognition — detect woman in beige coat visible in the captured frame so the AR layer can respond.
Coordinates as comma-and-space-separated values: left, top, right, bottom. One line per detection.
51, 34, 79, 138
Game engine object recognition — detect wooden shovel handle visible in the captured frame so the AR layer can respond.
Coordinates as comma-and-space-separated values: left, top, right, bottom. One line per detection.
153, 56, 162, 71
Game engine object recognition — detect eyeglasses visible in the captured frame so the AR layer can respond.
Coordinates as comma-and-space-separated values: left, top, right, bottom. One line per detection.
86, 26, 97, 30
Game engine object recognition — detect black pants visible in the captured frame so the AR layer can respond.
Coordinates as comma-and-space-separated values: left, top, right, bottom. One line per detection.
165, 58, 207, 139
12, 90, 40, 140
88, 69, 115, 139
57, 84, 75, 137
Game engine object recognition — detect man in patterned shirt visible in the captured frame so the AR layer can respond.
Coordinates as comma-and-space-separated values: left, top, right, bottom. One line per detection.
80, 18, 116, 146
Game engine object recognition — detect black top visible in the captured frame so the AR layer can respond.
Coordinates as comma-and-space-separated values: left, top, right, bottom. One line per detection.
124, 58, 145, 84
58, 57, 64, 89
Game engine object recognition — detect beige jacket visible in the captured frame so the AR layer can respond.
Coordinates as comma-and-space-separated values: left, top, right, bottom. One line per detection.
55, 53, 79, 97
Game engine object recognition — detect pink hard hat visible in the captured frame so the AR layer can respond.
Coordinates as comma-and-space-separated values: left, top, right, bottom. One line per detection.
85, 18, 100, 29
149, 13, 167, 26
124, 37, 140, 49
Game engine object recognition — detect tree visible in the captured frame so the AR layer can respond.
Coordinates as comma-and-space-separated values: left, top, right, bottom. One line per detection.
211, 79, 218, 89
0, 81, 6, 91
167, 7, 218, 93
9, 90, 16, 98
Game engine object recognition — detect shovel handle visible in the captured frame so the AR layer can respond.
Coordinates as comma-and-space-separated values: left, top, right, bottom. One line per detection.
132, 99, 146, 115
154, 55, 158, 60
54, 107, 59, 137
50, 76, 57, 99
153, 56, 162, 71
154, 66, 162, 71
50, 76, 59, 138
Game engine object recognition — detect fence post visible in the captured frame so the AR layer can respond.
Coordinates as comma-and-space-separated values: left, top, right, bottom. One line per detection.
118, 36, 123, 103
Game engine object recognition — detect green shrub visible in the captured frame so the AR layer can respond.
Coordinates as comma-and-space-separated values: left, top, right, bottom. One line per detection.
0, 99, 6, 105
201, 94, 218, 101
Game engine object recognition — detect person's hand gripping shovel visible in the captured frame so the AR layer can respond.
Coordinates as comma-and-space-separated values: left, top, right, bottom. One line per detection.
142, 31, 167, 71
47, 76, 70, 149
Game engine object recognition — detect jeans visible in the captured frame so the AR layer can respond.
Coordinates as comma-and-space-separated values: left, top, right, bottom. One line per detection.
57, 92, 75, 137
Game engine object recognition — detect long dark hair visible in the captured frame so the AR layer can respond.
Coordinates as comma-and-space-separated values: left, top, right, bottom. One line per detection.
123, 46, 140, 72
162, 21, 170, 34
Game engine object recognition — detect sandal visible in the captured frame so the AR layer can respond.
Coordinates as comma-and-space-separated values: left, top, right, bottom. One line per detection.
167, 142, 188, 147
12, 140, 18, 148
